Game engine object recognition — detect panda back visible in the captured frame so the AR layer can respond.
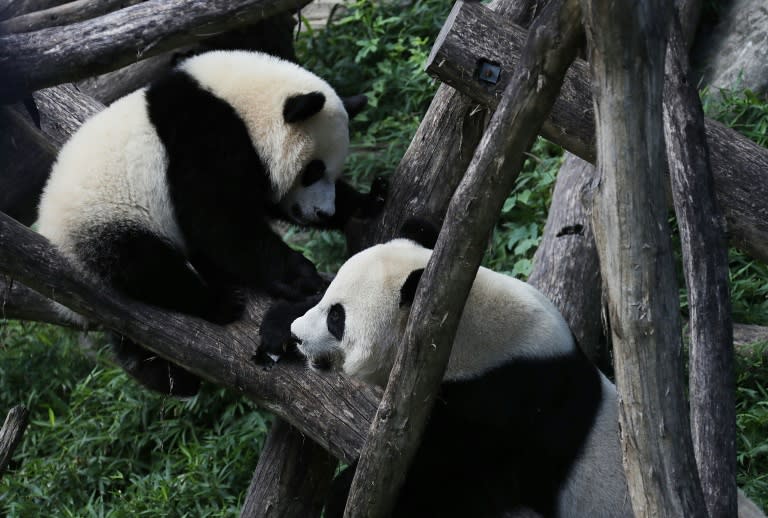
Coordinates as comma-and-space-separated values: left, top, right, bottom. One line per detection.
38, 90, 180, 259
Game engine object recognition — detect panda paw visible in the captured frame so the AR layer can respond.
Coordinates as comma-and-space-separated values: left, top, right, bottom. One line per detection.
205, 286, 247, 325
363, 176, 388, 219
256, 297, 319, 364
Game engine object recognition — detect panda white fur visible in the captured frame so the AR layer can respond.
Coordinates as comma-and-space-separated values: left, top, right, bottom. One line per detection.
37, 50, 384, 396
287, 231, 631, 517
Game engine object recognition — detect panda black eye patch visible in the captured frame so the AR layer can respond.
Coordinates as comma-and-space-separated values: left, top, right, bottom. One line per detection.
327, 303, 345, 340
302, 160, 326, 186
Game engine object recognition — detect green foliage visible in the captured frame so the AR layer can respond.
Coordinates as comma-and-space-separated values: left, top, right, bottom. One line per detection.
0, 322, 269, 517
484, 139, 563, 278
702, 87, 768, 147
735, 342, 768, 511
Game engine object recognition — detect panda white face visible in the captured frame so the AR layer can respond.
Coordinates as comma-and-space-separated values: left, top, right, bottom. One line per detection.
291, 239, 430, 386
178, 51, 356, 226
278, 159, 338, 225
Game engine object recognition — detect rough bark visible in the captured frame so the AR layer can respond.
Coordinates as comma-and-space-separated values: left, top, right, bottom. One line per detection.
0, 0, 146, 34
0, 406, 29, 479
0, 0, 69, 21
0, 211, 381, 464
425, 4, 768, 265
0, 276, 74, 326
0, 105, 57, 225
664, 15, 737, 518
344, 1, 583, 515
0, 0, 311, 103
240, 419, 337, 518
527, 153, 605, 367
32, 84, 105, 147
581, 0, 708, 515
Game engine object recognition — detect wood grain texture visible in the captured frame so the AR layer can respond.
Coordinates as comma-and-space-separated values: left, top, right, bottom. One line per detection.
0, 211, 381, 464
0, 0, 311, 103
0, 105, 57, 225
663, 16, 736, 518
31, 84, 104, 147
0, 406, 29, 479
0, 0, 146, 34
426, 2, 768, 265
344, 1, 583, 515
0, 0, 69, 21
527, 153, 606, 367
240, 419, 337, 518
582, 0, 708, 515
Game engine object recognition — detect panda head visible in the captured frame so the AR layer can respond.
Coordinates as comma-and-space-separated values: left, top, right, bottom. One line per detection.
290, 233, 433, 386
179, 51, 367, 225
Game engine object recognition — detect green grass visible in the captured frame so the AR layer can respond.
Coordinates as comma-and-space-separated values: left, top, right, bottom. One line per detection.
0, 322, 269, 517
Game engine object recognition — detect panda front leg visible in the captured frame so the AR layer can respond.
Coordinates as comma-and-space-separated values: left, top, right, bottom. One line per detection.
79, 224, 245, 396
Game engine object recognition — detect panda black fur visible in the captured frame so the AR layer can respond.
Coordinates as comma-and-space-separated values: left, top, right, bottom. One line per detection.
37, 50, 385, 396
281, 227, 631, 517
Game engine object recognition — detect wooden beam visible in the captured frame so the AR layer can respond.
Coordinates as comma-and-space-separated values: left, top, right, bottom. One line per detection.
581, 0, 708, 513
0, 406, 29, 479
0, 0, 146, 34
425, 1, 768, 265
0, 0, 311, 103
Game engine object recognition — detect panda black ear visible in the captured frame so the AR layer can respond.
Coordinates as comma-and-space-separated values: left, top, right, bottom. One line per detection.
342, 94, 367, 119
400, 268, 425, 308
399, 217, 440, 250
284, 92, 326, 123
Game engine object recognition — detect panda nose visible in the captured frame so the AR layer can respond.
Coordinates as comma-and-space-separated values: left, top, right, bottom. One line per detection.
315, 209, 332, 221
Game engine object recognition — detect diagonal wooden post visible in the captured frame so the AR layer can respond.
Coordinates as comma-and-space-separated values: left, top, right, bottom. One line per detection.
343, 1, 584, 515
580, 0, 709, 515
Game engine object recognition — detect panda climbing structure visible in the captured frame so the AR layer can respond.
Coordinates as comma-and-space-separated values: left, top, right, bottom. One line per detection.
283, 229, 632, 518
37, 50, 384, 396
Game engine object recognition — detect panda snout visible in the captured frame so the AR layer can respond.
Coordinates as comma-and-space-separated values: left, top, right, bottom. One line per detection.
315, 208, 332, 221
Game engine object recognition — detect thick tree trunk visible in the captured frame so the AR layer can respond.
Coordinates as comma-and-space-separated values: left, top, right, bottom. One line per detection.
0, 0, 311, 103
425, 3, 768, 265
664, 15, 737, 518
0, 406, 29, 479
581, 0, 708, 515
240, 419, 337, 518
343, 1, 583, 515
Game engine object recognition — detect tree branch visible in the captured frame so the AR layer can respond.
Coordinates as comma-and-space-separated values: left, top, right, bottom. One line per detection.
0, 0, 69, 21
663, 13, 737, 518
0, 0, 311, 103
0, 0, 146, 34
0, 210, 380, 464
0, 406, 29, 479
343, 1, 583, 515
581, 0, 708, 514
425, 3, 768, 265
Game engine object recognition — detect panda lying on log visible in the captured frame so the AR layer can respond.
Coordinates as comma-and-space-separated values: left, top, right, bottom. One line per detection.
36, 50, 386, 396
260, 220, 631, 517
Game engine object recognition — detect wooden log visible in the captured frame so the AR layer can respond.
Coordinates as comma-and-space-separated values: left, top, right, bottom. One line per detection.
0, 0, 69, 21
0, 0, 146, 34
240, 419, 337, 518
0, 105, 57, 225
0, 406, 29, 479
581, 0, 708, 514
0, 210, 380, 464
527, 153, 606, 367
663, 14, 737, 518
32, 84, 104, 147
0, 0, 312, 103
0, 276, 74, 326
424, 2, 768, 265
343, 1, 583, 515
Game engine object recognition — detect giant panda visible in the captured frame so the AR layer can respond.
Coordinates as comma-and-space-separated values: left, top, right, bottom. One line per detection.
278, 226, 631, 518
37, 50, 385, 396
